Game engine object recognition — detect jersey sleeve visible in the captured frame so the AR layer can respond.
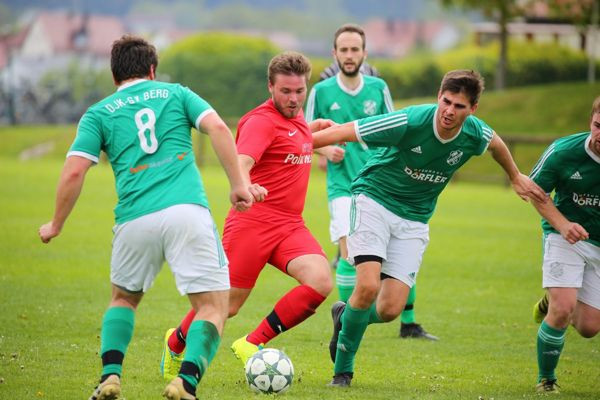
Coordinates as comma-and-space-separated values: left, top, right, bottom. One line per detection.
529, 143, 559, 193
67, 111, 103, 163
304, 86, 317, 122
381, 83, 394, 113
236, 114, 275, 162
474, 119, 494, 155
355, 109, 408, 149
180, 86, 216, 131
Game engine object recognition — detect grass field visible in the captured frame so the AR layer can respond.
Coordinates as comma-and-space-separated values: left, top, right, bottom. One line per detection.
1, 84, 599, 399
1, 133, 599, 399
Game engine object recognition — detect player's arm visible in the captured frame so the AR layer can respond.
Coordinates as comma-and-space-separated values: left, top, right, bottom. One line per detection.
314, 146, 345, 163
200, 113, 253, 210
487, 132, 547, 203
530, 196, 589, 244
312, 121, 357, 149
309, 117, 344, 163
237, 154, 267, 202
39, 155, 93, 243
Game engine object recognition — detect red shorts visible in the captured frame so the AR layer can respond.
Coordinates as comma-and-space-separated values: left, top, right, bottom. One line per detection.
223, 209, 325, 289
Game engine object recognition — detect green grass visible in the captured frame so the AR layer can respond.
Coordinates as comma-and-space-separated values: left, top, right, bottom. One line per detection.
1, 140, 599, 399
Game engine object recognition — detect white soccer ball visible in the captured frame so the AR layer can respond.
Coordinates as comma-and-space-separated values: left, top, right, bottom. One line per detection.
244, 348, 294, 394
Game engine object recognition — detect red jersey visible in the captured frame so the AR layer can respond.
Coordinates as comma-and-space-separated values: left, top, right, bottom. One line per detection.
236, 99, 313, 216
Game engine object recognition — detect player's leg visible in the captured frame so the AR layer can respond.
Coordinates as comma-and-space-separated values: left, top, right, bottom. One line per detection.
571, 244, 600, 338
329, 197, 354, 302
92, 210, 164, 399
156, 204, 229, 399
329, 194, 393, 387
535, 233, 586, 393
164, 290, 228, 400
329, 258, 381, 387
243, 226, 332, 348
164, 212, 268, 369
399, 284, 438, 340
536, 287, 575, 393
89, 287, 142, 400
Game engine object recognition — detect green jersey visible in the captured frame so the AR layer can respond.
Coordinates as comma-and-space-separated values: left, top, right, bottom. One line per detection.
69, 79, 213, 224
351, 104, 494, 223
530, 132, 600, 247
305, 74, 394, 200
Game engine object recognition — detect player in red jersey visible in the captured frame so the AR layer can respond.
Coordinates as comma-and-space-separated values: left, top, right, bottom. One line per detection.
160, 52, 335, 383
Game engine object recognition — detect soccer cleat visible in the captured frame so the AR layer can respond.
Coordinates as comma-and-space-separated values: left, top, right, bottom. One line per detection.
161, 328, 184, 381
536, 378, 560, 393
533, 293, 549, 324
163, 377, 197, 400
88, 374, 121, 400
329, 301, 346, 363
399, 322, 439, 341
230, 336, 262, 365
327, 372, 353, 387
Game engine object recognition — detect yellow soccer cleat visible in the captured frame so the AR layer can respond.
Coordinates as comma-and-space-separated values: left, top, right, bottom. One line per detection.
163, 377, 196, 400
89, 374, 121, 400
160, 328, 184, 381
536, 378, 560, 393
230, 335, 262, 366
533, 293, 549, 324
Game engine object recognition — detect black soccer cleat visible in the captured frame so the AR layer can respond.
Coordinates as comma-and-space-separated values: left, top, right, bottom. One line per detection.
329, 301, 346, 363
327, 372, 353, 387
400, 322, 439, 341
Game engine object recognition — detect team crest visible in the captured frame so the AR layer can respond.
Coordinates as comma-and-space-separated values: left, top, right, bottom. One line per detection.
302, 142, 312, 153
446, 150, 463, 166
363, 100, 377, 116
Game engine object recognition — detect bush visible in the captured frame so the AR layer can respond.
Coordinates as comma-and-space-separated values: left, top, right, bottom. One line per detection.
160, 33, 280, 118
361, 40, 597, 99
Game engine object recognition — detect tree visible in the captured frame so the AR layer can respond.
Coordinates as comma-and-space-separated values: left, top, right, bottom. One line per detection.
544, 0, 599, 83
160, 33, 280, 119
440, 0, 528, 90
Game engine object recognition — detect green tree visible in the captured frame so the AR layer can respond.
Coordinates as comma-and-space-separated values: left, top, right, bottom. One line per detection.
440, 0, 528, 90
160, 33, 279, 118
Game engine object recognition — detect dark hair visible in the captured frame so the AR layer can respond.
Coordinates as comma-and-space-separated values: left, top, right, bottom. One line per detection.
439, 70, 485, 106
267, 51, 312, 85
111, 35, 158, 84
334, 24, 366, 50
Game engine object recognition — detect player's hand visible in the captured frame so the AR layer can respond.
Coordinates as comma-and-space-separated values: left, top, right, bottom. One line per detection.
325, 145, 345, 163
308, 118, 337, 133
559, 222, 589, 244
317, 154, 327, 171
231, 185, 254, 212
249, 183, 268, 203
511, 173, 548, 203
39, 222, 60, 243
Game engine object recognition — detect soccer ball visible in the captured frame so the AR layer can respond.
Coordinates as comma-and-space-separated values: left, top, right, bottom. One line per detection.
244, 348, 294, 394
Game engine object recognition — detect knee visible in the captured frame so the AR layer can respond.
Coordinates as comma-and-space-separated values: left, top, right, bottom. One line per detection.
548, 301, 575, 325
305, 271, 333, 297
228, 303, 241, 318
354, 281, 378, 303
377, 301, 403, 322
378, 307, 401, 322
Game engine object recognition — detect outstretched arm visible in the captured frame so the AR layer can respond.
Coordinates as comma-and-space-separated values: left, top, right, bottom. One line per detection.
530, 197, 589, 244
312, 121, 357, 149
487, 133, 548, 203
200, 112, 253, 211
39, 155, 93, 243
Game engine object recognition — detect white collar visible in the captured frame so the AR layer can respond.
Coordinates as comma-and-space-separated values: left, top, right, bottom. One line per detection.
433, 107, 462, 144
336, 72, 364, 96
585, 134, 600, 164
117, 79, 147, 92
